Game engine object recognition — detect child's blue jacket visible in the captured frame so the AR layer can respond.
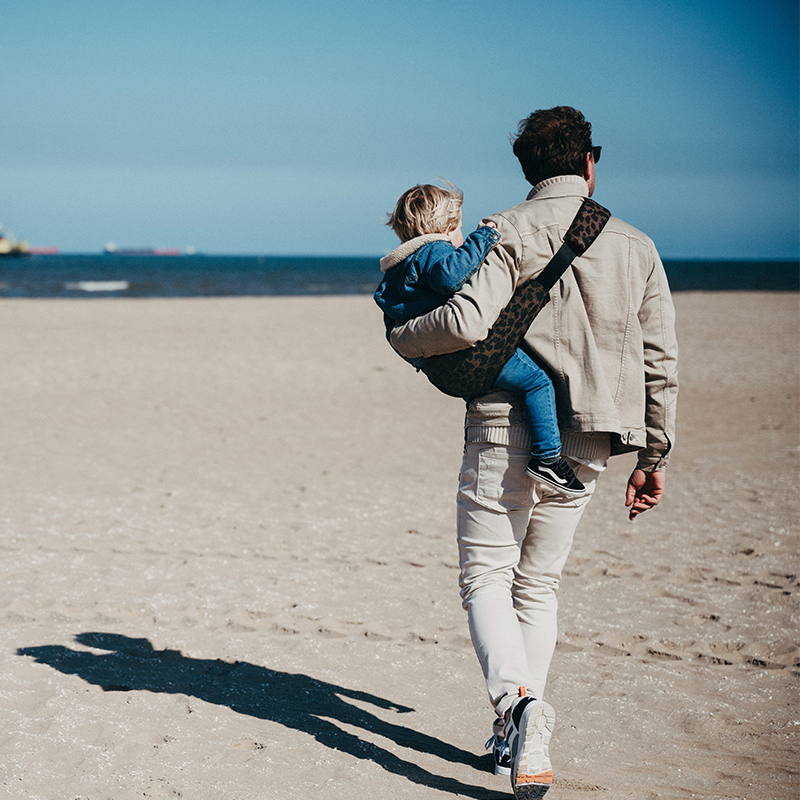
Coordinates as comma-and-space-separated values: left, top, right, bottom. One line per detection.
374, 226, 500, 326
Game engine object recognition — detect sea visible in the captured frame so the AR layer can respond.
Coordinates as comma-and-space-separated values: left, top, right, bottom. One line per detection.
0, 254, 797, 298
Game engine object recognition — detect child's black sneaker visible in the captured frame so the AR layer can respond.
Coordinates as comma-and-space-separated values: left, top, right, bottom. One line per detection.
525, 456, 585, 497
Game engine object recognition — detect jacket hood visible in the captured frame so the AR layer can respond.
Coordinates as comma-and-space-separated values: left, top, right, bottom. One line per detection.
380, 234, 449, 272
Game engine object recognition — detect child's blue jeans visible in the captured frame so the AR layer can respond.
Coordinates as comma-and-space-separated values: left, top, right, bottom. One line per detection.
492, 348, 560, 460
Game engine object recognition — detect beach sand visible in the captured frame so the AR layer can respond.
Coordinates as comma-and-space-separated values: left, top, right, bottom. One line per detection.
0, 291, 797, 799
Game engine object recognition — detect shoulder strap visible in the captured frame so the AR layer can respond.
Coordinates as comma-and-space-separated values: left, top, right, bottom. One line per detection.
536, 197, 611, 291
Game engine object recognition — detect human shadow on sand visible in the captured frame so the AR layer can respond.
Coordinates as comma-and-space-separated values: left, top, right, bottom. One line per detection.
18, 632, 506, 799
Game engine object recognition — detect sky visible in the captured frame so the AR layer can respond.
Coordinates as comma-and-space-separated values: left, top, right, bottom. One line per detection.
1, 0, 797, 258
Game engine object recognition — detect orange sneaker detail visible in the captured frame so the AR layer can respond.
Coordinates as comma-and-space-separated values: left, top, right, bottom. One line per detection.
517, 770, 553, 785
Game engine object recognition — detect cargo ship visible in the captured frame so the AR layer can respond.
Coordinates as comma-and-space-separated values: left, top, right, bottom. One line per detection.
104, 242, 181, 256
0, 227, 30, 256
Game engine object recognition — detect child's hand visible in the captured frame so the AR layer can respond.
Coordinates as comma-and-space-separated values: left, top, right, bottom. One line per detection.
482, 220, 501, 241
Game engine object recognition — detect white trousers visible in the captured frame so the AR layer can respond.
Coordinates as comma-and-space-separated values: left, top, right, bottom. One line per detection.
456, 442, 598, 717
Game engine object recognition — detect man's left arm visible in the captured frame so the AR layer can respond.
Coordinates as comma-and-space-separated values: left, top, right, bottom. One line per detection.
627, 243, 679, 519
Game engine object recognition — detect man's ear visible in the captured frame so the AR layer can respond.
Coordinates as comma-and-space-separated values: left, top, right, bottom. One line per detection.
583, 151, 596, 196
582, 151, 593, 181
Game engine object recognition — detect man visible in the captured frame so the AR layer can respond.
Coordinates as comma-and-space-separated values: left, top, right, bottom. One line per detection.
389, 107, 678, 798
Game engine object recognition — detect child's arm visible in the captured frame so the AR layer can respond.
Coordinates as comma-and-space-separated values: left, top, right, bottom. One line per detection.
390, 217, 520, 359
418, 225, 501, 295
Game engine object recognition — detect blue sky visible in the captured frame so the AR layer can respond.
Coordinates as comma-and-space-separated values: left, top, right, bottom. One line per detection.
1, 0, 797, 258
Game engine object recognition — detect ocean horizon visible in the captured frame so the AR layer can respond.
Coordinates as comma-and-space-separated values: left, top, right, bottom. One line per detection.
0, 254, 797, 298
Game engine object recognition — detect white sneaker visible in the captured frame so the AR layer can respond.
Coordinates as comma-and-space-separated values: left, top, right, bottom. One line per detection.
504, 687, 555, 798
485, 717, 511, 776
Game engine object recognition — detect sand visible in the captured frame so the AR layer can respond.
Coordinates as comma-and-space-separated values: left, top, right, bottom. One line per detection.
0, 291, 797, 800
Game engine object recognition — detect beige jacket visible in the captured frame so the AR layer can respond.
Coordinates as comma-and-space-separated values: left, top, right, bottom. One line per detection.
390, 175, 678, 471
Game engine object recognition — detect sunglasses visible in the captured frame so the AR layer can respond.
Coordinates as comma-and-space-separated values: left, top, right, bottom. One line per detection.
591, 146, 602, 163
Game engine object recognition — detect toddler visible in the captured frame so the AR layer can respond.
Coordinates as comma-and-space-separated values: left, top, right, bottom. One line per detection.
375, 182, 584, 496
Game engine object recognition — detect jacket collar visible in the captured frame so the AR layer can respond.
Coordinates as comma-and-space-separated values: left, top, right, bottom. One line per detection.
526, 174, 589, 201
380, 233, 450, 272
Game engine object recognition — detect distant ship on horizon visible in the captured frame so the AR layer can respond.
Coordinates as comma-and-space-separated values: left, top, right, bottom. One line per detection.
0, 225, 30, 256
104, 242, 182, 256
0, 224, 60, 255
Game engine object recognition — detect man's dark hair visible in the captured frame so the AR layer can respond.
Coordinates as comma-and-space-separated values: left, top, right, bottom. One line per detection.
512, 106, 593, 187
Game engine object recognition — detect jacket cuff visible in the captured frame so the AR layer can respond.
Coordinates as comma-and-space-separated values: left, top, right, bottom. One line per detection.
474, 225, 501, 245
637, 456, 670, 472
636, 440, 672, 471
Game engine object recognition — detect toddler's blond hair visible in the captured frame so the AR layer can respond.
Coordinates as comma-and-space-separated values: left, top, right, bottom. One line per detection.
386, 180, 463, 242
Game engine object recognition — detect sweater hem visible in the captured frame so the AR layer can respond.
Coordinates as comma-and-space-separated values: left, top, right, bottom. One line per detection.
464, 425, 612, 462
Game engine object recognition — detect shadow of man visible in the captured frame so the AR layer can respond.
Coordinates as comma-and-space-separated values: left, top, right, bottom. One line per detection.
18, 632, 504, 798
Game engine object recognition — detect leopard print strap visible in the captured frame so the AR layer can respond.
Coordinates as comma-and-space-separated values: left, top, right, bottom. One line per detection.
421, 279, 550, 398
536, 198, 610, 291
564, 197, 610, 256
